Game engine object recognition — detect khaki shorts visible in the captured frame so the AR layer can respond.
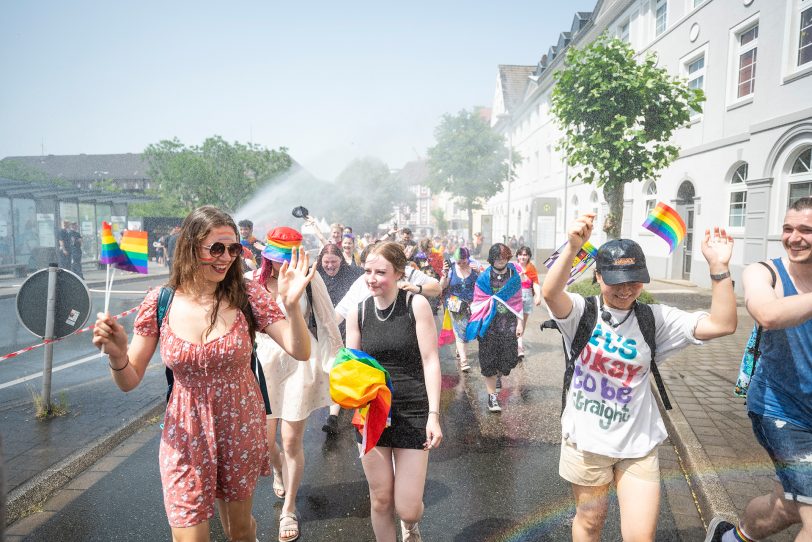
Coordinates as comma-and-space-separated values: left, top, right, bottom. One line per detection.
559, 438, 660, 486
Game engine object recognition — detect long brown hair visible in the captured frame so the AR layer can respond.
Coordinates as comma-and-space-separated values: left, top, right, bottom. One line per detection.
168, 206, 256, 341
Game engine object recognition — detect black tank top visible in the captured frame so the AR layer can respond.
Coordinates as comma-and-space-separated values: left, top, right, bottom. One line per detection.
359, 290, 427, 415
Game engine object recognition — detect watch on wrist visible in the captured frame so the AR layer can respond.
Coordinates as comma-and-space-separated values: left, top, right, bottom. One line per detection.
710, 270, 731, 281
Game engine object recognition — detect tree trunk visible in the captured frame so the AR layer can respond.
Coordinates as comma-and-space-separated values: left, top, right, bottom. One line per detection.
602, 184, 625, 240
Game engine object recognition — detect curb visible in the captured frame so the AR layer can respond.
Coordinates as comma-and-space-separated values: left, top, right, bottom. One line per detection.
655, 384, 737, 528
5, 398, 165, 526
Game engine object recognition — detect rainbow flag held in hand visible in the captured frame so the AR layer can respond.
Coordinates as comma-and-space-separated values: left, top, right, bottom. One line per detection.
329, 348, 392, 455
642, 202, 686, 254
438, 308, 455, 346
117, 230, 149, 274
542, 240, 599, 285
99, 222, 124, 265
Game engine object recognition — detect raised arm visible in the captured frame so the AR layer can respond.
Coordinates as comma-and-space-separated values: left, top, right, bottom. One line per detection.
263, 247, 315, 360
693, 227, 737, 340
541, 213, 595, 319
743, 261, 812, 330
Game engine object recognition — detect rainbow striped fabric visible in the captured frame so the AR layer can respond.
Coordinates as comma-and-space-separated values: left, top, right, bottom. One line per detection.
262, 236, 300, 262
438, 308, 455, 346
642, 202, 687, 254
329, 348, 392, 455
117, 230, 149, 274
99, 221, 124, 265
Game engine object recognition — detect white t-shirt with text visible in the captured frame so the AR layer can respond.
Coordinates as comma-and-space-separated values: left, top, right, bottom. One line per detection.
551, 293, 707, 458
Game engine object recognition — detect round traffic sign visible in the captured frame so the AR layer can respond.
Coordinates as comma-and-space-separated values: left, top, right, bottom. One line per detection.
16, 266, 91, 339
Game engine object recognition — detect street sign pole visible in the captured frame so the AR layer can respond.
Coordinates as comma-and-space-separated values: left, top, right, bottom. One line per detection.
41, 264, 58, 411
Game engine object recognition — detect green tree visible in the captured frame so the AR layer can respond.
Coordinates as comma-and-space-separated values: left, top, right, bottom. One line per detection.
551, 34, 704, 238
143, 136, 293, 215
330, 157, 414, 234
431, 208, 448, 235
426, 108, 518, 237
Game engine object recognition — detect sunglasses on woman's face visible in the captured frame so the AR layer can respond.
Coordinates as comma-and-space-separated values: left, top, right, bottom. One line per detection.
202, 242, 243, 258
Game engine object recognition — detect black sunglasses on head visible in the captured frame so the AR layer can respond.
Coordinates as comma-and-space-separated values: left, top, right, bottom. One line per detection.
202, 242, 243, 257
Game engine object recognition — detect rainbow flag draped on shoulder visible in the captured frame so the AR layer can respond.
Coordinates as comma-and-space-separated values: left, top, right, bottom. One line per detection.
329, 348, 393, 456
465, 263, 523, 341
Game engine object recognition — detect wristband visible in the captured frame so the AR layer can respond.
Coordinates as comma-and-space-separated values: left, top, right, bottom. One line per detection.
417, 284, 423, 294
710, 271, 730, 281
109, 356, 130, 372
428, 411, 439, 417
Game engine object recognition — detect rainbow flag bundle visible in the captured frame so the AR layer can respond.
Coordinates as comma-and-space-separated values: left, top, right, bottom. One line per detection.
438, 308, 455, 346
642, 202, 686, 254
117, 230, 149, 274
99, 221, 124, 265
329, 348, 392, 455
542, 240, 600, 285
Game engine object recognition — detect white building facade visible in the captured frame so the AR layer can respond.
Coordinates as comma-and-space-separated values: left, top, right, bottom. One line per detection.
488, 0, 812, 289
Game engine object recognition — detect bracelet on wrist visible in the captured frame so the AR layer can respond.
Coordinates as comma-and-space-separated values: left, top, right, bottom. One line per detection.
428, 410, 440, 417
109, 356, 130, 372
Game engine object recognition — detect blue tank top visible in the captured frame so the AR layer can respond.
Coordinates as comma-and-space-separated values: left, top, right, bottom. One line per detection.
747, 258, 812, 430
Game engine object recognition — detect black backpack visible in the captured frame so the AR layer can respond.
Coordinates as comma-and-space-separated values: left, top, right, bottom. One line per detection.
156, 287, 272, 415
541, 296, 671, 414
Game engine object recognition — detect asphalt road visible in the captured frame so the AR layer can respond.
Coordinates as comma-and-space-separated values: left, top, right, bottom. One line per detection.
0, 277, 163, 406
18, 350, 688, 541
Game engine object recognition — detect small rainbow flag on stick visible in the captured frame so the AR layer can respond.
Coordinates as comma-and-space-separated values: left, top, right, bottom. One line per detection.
542, 240, 600, 285
117, 230, 149, 274
642, 202, 687, 254
438, 308, 455, 346
100, 222, 124, 265
329, 348, 392, 456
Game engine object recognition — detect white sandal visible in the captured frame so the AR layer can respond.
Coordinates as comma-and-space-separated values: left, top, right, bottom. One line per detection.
401, 520, 422, 542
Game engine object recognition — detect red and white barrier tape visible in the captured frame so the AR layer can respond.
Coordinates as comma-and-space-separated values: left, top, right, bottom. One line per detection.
0, 304, 141, 362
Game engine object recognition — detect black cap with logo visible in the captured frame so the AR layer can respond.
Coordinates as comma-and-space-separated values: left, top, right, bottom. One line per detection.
595, 239, 650, 285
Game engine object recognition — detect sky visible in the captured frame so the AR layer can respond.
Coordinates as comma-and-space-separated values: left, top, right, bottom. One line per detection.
1, 1, 596, 181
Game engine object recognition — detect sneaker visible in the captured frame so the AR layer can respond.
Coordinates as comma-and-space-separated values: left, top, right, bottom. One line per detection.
401, 520, 422, 542
704, 516, 735, 542
459, 360, 471, 372
495, 375, 502, 391
321, 414, 339, 435
487, 393, 501, 412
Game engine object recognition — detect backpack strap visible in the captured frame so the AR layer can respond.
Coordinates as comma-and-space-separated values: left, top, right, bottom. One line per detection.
749, 261, 778, 376
156, 287, 175, 404
561, 296, 598, 414
633, 302, 671, 410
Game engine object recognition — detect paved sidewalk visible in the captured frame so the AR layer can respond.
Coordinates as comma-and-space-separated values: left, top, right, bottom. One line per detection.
1, 261, 170, 524
649, 281, 800, 541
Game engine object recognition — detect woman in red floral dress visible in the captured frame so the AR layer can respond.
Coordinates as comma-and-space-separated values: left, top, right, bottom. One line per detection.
92, 206, 315, 542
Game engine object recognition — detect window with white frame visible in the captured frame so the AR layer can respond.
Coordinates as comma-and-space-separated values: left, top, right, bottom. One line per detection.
572, 195, 579, 219
619, 20, 630, 42
789, 147, 812, 206
799, 1, 812, 67
655, 0, 667, 36
693, 0, 707, 7
736, 23, 759, 99
729, 163, 748, 228
644, 182, 657, 214
684, 50, 706, 117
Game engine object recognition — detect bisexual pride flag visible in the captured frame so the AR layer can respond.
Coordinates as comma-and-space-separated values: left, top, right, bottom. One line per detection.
642, 202, 687, 254
329, 348, 392, 455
